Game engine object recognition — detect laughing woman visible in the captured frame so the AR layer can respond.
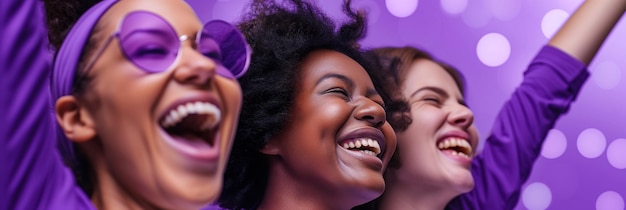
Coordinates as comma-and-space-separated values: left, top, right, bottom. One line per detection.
215, 0, 404, 209
4, 0, 249, 209
354, 0, 626, 209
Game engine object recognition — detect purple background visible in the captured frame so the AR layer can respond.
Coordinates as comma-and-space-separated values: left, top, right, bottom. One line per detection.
188, 0, 626, 209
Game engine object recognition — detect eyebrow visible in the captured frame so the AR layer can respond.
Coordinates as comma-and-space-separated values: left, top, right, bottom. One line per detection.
410, 86, 467, 107
315, 73, 355, 90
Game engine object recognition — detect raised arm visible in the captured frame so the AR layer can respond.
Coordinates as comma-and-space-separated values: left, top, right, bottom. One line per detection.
447, 0, 625, 209
549, 0, 626, 64
2, 0, 93, 209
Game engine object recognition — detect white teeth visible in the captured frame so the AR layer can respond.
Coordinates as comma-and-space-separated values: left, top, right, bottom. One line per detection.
341, 138, 381, 156
437, 137, 472, 157
161, 101, 221, 129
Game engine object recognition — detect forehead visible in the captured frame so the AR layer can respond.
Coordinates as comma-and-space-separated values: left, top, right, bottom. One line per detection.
298, 50, 373, 86
99, 0, 202, 35
404, 59, 462, 97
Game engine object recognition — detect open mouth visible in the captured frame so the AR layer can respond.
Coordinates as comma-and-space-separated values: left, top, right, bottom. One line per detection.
437, 137, 473, 159
340, 138, 382, 158
160, 101, 221, 148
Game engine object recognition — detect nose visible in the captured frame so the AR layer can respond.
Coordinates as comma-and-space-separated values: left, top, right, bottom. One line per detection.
172, 47, 217, 87
447, 103, 474, 129
354, 97, 386, 128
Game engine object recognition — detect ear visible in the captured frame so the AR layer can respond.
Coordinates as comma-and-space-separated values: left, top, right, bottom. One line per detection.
55, 96, 96, 143
258, 138, 281, 155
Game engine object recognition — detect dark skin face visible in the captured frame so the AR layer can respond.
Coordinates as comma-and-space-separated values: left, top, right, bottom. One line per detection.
260, 50, 397, 209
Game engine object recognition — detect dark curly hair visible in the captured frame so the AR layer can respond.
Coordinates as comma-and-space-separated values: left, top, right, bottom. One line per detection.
352, 46, 467, 210
43, 0, 103, 197
217, 0, 409, 209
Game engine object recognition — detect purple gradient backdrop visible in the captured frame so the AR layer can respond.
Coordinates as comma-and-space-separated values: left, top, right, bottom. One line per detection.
188, 0, 626, 209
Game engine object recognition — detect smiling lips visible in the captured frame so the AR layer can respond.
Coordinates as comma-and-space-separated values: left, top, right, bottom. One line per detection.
437, 137, 473, 159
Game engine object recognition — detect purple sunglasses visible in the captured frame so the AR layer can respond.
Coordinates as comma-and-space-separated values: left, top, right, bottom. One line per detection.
83, 10, 250, 79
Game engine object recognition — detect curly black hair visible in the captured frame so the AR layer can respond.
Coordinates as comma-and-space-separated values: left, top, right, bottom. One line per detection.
43, 0, 103, 197
217, 0, 409, 209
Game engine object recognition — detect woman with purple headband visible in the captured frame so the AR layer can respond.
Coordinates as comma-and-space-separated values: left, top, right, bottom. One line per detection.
3, 0, 250, 209
353, 0, 626, 209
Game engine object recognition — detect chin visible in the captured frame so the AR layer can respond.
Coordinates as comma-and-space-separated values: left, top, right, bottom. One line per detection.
349, 175, 386, 203
163, 177, 222, 209
452, 175, 475, 194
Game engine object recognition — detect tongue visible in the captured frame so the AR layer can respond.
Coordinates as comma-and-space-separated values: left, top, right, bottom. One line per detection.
165, 114, 214, 146
172, 134, 212, 148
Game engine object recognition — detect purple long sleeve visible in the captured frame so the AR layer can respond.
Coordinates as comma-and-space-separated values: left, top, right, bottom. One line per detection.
2, 0, 94, 209
446, 46, 589, 210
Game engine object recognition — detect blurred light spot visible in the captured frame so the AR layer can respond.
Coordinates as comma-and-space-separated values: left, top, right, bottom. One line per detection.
597, 191, 624, 210
607, 138, 626, 169
541, 9, 569, 39
441, 0, 468, 15
476, 33, 510, 67
386, 0, 418, 18
592, 61, 622, 90
461, 0, 491, 28
522, 182, 552, 210
486, 0, 522, 21
577, 128, 606, 159
541, 129, 567, 159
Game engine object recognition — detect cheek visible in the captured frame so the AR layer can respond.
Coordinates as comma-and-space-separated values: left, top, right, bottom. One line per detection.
381, 124, 397, 166
410, 107, 445, 132
216, 78, 243, 118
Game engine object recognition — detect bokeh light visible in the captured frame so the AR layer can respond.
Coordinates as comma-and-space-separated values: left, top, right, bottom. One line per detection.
541, 9, 569, 39
476, 33, 511, 67
607, 138, 626, 169
486, 0, 522, 21
596, 191, 625, 210
441, 0, 468, 15
385, 0, 418, 18
577, 128, 607, 159
461, 0, 491, 28
522, 182, 552, 210
591, 61, 622, 90
541, 129, 567, 159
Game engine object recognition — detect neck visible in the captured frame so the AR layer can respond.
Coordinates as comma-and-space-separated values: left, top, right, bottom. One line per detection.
258, 158, 359, 210
378, 171, 458, 210
89, 155, 158, 210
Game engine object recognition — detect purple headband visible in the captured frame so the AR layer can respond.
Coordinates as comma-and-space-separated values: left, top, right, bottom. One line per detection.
51, 0, 118, 162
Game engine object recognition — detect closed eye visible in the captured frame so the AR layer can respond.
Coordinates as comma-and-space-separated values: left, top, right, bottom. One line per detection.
326, 87, 351, 100
423, 97, 441, 105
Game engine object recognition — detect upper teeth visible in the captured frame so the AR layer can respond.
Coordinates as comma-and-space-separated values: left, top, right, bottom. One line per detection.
437, 137, 472, 157
161, 101, 221, 129
342, 138, 381, 156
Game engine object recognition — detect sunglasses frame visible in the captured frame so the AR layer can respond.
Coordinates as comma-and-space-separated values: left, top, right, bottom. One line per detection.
80, 10, 249, 81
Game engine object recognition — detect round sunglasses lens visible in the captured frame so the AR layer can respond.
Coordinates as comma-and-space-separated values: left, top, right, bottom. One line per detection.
118, 11, 180, 73
200, 20, 251, 78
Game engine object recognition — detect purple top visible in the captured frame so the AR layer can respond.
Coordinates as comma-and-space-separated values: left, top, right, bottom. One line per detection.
2, 0, 95, 209
446, 45, 589, 209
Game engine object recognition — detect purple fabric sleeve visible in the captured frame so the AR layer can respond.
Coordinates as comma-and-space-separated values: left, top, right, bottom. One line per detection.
2, 0, 95, 209
446, 45, 589, 209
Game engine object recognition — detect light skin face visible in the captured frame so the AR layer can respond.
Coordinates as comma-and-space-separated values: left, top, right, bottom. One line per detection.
55, 0, 242, 209
393, 58, 479, 195
261, 50, 397, 209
